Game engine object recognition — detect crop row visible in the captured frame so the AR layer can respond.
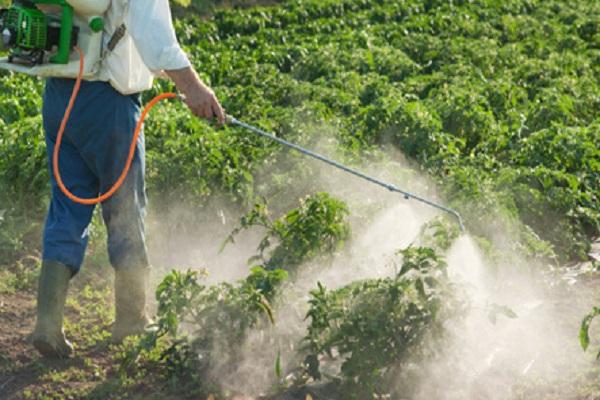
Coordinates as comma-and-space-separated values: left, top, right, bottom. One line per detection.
1, 0, 599, 263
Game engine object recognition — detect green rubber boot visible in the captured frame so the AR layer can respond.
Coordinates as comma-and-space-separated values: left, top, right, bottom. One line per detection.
111, 266, 153, 344
31, 261, 74, 358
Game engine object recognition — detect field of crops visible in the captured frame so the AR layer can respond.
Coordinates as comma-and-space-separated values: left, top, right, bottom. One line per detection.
0, 0, 599, 399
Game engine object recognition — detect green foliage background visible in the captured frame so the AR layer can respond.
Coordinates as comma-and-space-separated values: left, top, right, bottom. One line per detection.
1, 0, 597, 264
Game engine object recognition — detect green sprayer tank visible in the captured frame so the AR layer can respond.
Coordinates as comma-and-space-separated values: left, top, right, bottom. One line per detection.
0, 0, 108, 65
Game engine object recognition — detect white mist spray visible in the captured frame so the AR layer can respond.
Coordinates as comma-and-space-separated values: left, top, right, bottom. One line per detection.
414, 234, 598, 400
144, 121, 598, 398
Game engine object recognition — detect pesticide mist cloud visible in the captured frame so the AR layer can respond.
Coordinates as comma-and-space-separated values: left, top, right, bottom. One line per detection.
143, 123, 597, 398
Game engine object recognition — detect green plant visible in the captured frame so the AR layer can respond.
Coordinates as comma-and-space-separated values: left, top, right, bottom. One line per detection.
0, 114, 48, 262
300, 246, 457, 398
225, 192, 351, 271
2, 0, 598, 270
414, 216, 460, 252
0, 255, 41, 294
580, 307, 600, 360
119, 267, 288, 391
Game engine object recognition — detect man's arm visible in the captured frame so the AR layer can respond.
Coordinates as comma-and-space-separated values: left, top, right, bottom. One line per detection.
128, 0, 225, 123
166, 67, 226, 125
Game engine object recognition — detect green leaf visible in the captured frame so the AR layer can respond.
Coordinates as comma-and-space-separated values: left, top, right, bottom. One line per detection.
487, 304, 518, 325
580, 307, 600, 352
275, 350, 282, 379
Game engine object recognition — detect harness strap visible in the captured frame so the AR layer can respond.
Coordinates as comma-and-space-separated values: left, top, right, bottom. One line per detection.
107, 23, 126, 51
94, 0, 129, 71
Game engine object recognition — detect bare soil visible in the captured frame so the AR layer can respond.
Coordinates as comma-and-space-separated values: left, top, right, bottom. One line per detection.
0, 290, 115, 400
1, 263, 598, 400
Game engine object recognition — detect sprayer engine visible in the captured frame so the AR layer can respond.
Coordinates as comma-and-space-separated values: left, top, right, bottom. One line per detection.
0, 4, 46, 61
0, 1, 77, 65
0, 0, 107, 68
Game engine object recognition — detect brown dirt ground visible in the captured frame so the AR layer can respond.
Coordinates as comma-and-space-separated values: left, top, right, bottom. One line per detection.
0, 290, 114, 400
0, 285, 257, 400
0, 263, 598, 400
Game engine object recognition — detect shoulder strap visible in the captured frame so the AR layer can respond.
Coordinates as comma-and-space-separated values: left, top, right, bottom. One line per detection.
106, 0, 129, 52
107, 23, 126, 51
95, 0, 129, 69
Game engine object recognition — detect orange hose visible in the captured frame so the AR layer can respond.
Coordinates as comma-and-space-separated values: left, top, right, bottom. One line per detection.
52, 47, 176, 205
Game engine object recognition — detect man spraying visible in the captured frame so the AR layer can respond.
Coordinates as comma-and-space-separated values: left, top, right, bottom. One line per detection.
21, 0, 226, 358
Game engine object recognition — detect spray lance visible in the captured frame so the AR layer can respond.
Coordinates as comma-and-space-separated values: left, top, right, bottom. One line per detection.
0, 1, 464, 231
224, 116, 465, 232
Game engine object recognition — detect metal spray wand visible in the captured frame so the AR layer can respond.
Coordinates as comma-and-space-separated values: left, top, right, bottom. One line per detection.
226, 115, 465, 231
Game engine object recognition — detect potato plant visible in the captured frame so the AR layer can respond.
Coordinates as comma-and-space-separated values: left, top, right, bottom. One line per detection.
172, 0, 598, 261
1, 0, 598, 265
119, 266, 288, 389
224, 192, 351, 272
120, 193, 350, 393
299, 246, 457, 398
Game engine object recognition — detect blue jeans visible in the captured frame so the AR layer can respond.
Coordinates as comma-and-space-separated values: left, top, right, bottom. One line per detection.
42, 78, 148, 274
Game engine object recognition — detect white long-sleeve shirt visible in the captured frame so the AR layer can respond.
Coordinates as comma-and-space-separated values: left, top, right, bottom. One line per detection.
98, 0, 191, 94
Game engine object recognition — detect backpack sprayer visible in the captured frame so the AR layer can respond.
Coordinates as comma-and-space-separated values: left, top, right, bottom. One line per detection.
0, 1, 465, 231
0, 0, 107, 75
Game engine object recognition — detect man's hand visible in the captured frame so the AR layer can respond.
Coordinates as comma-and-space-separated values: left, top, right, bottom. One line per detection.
165, 67, 226, 125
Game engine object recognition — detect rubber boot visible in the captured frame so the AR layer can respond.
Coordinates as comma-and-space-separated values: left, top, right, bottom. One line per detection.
111, 266, 152, 343
31, 261, 74, 358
